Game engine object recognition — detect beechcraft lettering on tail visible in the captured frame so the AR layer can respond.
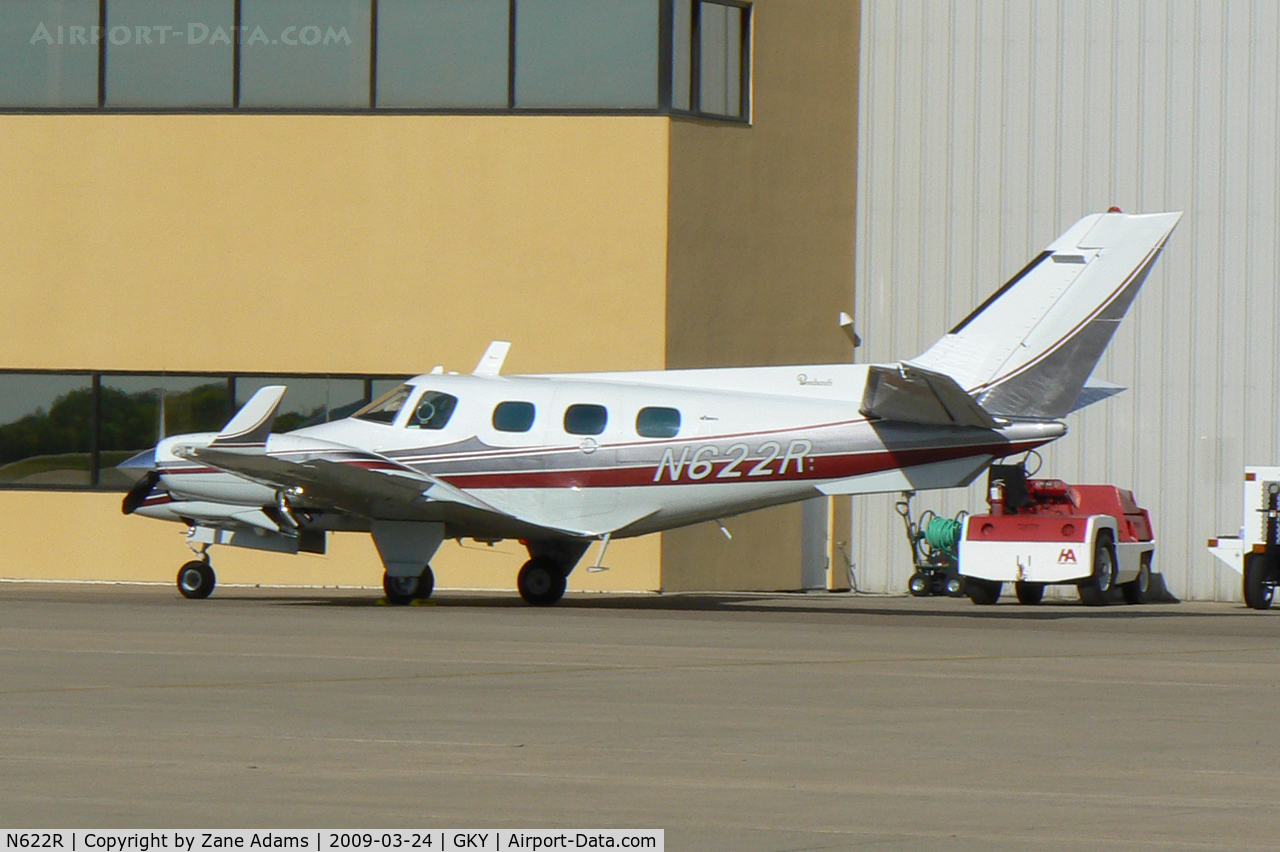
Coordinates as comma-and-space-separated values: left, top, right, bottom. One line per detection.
118, 212, 1181, 606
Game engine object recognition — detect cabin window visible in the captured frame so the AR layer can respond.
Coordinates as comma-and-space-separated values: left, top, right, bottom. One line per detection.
408, 391, 458, 430
564, 404, 607, 436
352, 384, 412, 424
493, 401, 536, 433
636, 407, 681, 438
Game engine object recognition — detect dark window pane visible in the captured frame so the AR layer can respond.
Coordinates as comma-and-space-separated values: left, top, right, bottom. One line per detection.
0, 373, 93, 486
354, 383, 412, 425
636, 406, 680, 438
377, 0, 507, 108
104, 0, 235, 107
236, 376, 330, 432
326, 378, 369, 421
564, 403, 607, 436
492, 401, 535, 433
239, 0, 370, 108
515, 0, 658, 108
407, 391, 457, 430
698, 1, 741, 116
671, 0, 691, 111
97, 375, 231, 487
0, 1, 100, 107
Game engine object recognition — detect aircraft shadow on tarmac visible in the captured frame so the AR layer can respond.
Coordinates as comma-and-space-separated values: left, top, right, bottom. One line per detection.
238, 589, 1276, 624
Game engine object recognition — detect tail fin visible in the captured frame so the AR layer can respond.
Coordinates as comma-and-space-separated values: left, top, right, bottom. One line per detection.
905, 211, 1181, 419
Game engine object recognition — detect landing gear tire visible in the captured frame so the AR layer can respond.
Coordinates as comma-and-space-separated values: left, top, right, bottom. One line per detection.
383, 566, 434, 606
518, 558, 567, 606
1121, 553, 1151, 605
177, 560, 215, 600
1244, 554, 1275, 610
907, 572, 931, 597
1078, 531, 1117, 607
944, 575, 966, 597
1015, 581, 1045, 605
966, 579, 1002, 605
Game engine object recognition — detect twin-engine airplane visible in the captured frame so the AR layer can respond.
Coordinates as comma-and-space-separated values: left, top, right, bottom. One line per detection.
120, 211, 1181, 605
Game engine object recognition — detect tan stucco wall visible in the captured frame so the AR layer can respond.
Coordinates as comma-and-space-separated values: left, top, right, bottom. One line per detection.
660, 0, 860, 591
0, 114, 669, 592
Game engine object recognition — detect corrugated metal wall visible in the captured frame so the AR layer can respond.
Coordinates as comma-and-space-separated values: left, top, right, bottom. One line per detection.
853, 0, 1280, 601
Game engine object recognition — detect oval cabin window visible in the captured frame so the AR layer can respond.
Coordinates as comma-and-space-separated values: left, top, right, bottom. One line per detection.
636, 407, 681, 438
493, 401, 536, 433
564, 404, 608, 436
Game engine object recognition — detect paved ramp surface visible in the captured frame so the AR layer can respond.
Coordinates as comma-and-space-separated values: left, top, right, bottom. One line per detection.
1, 583, 1278, 850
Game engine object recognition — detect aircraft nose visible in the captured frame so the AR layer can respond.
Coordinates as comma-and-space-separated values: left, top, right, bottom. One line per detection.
117, 448, 157, 471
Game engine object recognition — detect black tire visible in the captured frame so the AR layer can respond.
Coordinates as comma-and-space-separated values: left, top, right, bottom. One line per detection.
966, 578, 1002, 605
518, 557, 567, 606
1078, 531, 1117, 607
1244, 553, 1275, 610
1121, 552, 1152, 605
383, 566, 433, 606
177, 560, 215, 600
907, 572, 931, 597
944, 575, 966, 597
1015, 581, 1045, 605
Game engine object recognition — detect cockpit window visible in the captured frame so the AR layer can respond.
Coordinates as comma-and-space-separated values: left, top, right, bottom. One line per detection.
408, 391, 458, 430
636, 407, 681, 438
493, 401, 536, 433
352, 384, 412, 424
564, 404, 608, 436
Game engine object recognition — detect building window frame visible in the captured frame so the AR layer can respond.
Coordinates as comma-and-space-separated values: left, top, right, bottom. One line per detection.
0, 368, 408, 492
0, 0, 750, 121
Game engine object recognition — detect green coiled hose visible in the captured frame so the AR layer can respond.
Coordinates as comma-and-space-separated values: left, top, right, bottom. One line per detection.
923, 516, 962, 557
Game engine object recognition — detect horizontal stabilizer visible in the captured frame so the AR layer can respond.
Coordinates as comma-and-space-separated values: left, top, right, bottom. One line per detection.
210, 386, 286, 448
860, 363, 1001, 428
1069, 377, 1126, 412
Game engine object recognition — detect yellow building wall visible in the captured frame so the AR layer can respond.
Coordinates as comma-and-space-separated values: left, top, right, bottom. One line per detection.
660, 0, 860, 591
0, 114, 669, 592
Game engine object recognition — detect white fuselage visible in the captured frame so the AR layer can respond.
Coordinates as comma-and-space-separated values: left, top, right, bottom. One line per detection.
136, 364, 1065, 540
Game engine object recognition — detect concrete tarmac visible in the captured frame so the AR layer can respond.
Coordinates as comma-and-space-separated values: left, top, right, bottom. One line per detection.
2, 582, 1279, 850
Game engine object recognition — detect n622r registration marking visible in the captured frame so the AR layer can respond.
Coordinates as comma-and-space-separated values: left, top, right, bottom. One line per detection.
654, 440, 812, 482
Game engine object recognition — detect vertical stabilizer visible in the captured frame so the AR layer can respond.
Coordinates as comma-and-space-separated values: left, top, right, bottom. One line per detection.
906, 212, 1181, 419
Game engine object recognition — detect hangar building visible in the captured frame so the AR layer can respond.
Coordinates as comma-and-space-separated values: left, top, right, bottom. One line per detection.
0, 0, 859, 594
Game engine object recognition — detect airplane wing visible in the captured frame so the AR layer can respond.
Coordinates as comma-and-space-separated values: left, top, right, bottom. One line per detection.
860, 363, 1002, 429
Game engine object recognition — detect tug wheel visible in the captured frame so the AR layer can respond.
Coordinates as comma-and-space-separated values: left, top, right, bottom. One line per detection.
518, 558, 567, 606
1078, 532, 1117, 607
1121, 553, 1151, 604
1015, 581, 1045, 605
907, 572, 931, 597
177, 560, 216, 600
966, 579, 1002, 605
1244, 554, 1275, 610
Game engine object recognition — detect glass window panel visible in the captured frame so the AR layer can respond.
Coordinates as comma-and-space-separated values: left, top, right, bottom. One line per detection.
515, 0, 658, 109
97, 375, 231, 487
698, 1, 741, 117
236, 376, 331, 433
377, 0, 508, 109
239, 0, 370, 108
636, 406, 680, 438
0, 1, 100, 107
0, 373, 93, 486
492, 401, 535, 433
371, 378, 407, 402
354, 383, 411, 425
326, 378, 369, 421
563, 404, 607, 436
104, 0, 234, 107
406, 391, 457, 430
671, 0, 691, 111
697, 1, 725, 115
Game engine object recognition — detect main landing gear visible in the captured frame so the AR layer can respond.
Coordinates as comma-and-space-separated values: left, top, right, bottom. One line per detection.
516, 540, 590, 606
383, 566, 435, 606
177, 557, 216, 599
